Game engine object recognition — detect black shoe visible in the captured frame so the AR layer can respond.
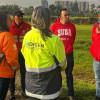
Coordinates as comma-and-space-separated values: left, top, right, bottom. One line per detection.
68, 96, 75, 100
96, 96, 100, 100
9, 95, 16, 100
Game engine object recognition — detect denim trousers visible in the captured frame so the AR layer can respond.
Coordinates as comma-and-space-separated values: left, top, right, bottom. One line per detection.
65, 52, 74, 96
0, 78, 10, 100
93, 59, 100, 97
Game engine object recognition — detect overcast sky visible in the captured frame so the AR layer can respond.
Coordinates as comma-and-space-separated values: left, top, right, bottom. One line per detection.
0, 0, 100, 7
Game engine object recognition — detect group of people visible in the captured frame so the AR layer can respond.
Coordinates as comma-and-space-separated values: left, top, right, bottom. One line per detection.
0, 5, 99, 100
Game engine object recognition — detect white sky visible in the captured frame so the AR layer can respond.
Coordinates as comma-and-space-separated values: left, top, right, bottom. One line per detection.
0, 0, 99, 7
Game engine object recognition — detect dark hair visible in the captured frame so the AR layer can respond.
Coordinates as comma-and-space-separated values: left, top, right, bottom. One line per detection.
14, 10, 24, 17
31, 6, 51, 40
0, 14, 9, 31
59, 8, 69, 17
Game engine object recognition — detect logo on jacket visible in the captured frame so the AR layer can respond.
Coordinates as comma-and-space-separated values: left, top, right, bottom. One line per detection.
58, 29, 72, 37
26, 42, 44, 49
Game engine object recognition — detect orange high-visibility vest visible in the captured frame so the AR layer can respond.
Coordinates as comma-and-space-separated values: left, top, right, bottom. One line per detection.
0, 32, 19, 78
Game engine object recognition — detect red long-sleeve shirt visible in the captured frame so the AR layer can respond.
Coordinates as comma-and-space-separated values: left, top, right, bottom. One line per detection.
90, 23, 100, 61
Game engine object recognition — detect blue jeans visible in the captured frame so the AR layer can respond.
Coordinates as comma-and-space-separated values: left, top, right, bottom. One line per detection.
0, 78, 10, 100
65, 52, 74, 96
93, 59, 100, 97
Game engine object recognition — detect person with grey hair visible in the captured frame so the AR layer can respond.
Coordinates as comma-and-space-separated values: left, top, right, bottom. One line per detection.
21, 6, 66, 100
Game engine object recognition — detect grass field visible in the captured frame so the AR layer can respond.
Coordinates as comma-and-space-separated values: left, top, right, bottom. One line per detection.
7, 24, 95, 100
61, 24, 96, 100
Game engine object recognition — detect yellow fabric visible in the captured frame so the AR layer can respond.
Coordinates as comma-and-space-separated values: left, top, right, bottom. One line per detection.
21, 27, 66, 70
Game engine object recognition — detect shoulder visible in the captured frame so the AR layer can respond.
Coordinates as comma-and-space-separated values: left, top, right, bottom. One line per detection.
22, 21, 31, 27
3, 32, 13, 38
23, 29, 33, 39
0, 32, 14, 42
68, 22, 75, 27
51, 34, 61, 42
93, 23, 99, 27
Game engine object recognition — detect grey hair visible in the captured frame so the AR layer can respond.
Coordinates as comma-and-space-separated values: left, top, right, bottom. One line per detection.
31, 6, 50, 30
31, 6, 51, 40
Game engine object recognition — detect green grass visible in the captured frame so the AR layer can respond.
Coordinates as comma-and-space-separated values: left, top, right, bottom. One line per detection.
14, 24, 95, 100
61, 24, 96, 100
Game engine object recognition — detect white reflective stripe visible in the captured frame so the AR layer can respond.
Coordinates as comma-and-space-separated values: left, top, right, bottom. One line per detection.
25, 89, 61, 99
59, 59, 66, 67
26, 64, 57, 73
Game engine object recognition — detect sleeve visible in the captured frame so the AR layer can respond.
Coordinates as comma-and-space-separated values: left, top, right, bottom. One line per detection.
2, 33, 19, 70
54, 37, 67, 70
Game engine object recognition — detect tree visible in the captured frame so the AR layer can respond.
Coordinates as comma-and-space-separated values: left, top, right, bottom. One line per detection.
71, 0, 79, 16
23, 6, 34, 16
49, 4, 56, 16
0, 5, 20, 15
90, 4, 96, 17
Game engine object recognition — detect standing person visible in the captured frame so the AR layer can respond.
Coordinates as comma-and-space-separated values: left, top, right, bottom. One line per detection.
9, 10, 31, 99
21, 6, 66, 100
0, 13, 19, 100
90, 10, 100, 100
50, 8, 76, 100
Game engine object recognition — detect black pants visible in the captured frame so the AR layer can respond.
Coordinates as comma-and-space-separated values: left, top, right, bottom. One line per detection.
9, 52, 26, 95
65, 52, 74, 96
0, 78, 10, 100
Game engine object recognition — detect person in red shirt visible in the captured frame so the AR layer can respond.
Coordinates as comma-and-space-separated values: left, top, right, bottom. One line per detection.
9, 10, 31, 100
0, 13, 19, 100
90, 10, 100, 100
50, 8, 76, 100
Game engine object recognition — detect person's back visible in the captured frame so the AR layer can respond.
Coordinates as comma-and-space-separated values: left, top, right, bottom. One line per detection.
21, 6, 66, 100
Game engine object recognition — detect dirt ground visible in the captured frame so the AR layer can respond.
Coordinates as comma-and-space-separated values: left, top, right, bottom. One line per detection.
6, 71, 27, 100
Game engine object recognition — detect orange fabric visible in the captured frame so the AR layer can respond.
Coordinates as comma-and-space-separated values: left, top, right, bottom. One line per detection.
0, 32, 19, 78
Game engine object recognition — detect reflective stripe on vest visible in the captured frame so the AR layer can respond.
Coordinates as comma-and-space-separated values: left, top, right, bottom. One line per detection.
26, 64, 57, 73
25, 89, 61, 99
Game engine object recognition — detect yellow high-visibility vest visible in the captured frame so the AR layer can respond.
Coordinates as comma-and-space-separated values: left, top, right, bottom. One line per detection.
21, 27, 66, 72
